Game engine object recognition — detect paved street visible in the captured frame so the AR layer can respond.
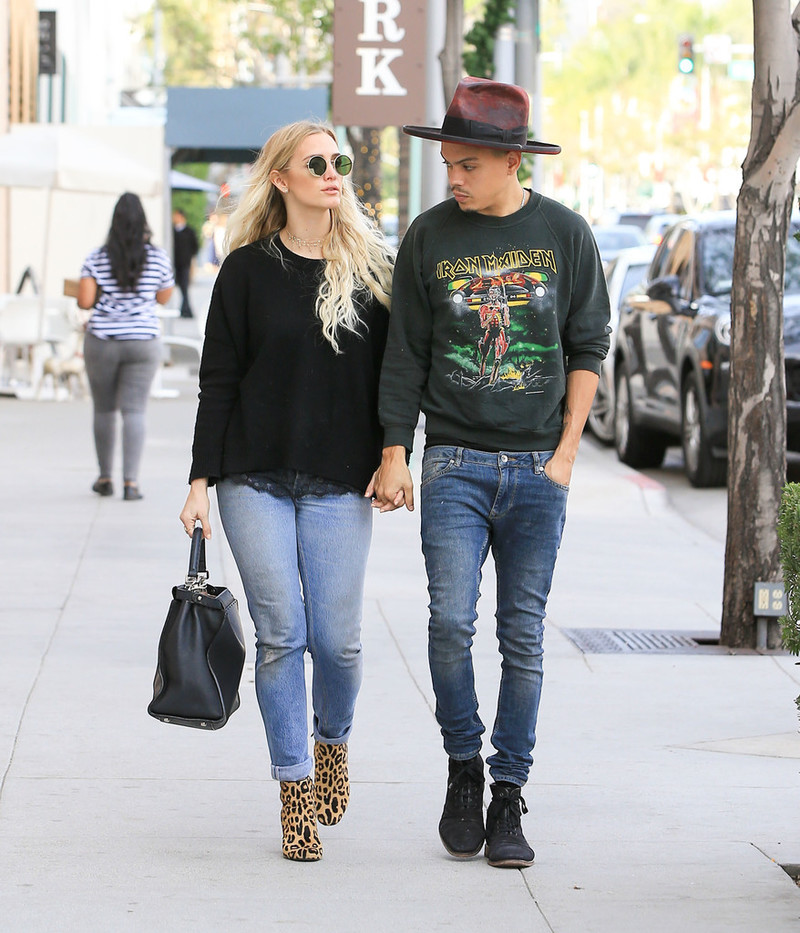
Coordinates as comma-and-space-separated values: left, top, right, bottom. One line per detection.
1, 277, 799, 931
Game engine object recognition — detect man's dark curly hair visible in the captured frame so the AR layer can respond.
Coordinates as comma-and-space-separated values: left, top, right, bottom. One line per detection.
104, 192, 152, 291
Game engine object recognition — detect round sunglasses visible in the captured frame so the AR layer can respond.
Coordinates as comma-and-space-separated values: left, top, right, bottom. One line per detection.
304, 154, 353, 177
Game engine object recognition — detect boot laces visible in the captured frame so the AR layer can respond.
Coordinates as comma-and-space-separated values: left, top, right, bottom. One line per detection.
494, 792, 528, 835
448, 766, 483, 812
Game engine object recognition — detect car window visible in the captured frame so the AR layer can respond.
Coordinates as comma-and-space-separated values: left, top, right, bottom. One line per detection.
700, 224, 800, 295
702, 227, 735, 296
786, 231, 800, 293
593, 228, 644, 251
619, 261, 650, 301
662, 229, 694, 298
650, 225, 683, 280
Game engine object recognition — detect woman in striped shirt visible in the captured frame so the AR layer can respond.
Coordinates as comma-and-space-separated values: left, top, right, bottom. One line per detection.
78, 192, 174, 500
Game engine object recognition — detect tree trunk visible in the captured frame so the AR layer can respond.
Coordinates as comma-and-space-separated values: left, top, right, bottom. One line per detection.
397, 128, 411, 241
722, 184, 792, 646
346, 127, 383, 222
720, 0, 800, 646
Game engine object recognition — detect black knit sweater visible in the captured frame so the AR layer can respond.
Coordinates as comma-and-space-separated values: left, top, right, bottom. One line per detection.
189, 237, 389, 492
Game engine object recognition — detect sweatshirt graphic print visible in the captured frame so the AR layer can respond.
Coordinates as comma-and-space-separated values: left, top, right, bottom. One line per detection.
437, 245, 560, 393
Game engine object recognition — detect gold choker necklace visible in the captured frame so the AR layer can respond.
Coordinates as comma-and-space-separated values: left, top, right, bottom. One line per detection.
285, 229, 324, 249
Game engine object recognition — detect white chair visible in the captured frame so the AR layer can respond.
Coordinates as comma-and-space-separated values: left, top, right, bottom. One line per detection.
0, 295, 48, 395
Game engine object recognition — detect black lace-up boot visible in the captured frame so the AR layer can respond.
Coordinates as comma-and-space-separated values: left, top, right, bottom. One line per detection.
484, 782, 535, 868
438, 754, 485, 857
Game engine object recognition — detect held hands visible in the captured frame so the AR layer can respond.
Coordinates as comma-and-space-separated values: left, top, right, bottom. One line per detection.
179, 478, 212, 538
364, 445, 415, 512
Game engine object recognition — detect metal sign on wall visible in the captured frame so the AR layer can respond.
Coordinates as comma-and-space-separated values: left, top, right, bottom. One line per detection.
332, 0, 427, 126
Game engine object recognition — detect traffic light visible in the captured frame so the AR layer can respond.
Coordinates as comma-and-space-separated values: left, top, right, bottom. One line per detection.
678, 35, 695, 74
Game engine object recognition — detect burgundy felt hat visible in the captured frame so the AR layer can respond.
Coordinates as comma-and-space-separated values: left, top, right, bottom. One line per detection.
403, 76, 561, 155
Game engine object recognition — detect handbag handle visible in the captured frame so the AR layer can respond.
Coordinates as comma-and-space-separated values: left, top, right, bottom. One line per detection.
187, 525, 209, 586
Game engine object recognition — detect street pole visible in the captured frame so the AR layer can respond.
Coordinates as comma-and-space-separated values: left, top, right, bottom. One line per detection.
494, 23, 515, 84
515, 0, 543, 192
421, 0, 447, 212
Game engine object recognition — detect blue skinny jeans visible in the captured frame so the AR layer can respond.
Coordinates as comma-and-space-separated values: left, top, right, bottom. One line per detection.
216, 477, 372, 781
420, 446, 568, 787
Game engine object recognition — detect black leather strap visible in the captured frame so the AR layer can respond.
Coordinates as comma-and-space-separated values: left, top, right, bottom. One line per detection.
188, 526, 207, 580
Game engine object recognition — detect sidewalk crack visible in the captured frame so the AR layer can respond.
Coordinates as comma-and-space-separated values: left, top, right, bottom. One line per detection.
0, 506, 97, 809
375, 600, 435, 718
521, 871, 556, 930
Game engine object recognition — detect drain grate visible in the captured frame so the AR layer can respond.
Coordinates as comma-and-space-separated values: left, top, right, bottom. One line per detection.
561, 628, 721, 654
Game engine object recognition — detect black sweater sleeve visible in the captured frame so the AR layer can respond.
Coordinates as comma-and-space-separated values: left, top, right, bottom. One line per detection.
189, 253, 248, 483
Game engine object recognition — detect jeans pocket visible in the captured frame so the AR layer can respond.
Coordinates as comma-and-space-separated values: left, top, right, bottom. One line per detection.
538, 450, 570, 492
421, 448, 458, 487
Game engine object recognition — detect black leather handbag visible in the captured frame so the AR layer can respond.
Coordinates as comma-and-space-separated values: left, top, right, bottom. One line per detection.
148, 527, 246, 729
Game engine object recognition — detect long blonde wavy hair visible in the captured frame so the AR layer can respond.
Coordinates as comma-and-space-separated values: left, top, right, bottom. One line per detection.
225, 121, 393, 352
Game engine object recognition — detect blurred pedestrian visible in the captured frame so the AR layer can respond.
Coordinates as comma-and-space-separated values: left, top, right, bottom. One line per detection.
172, 208, 199, 318
211, 212, 227, 266
78, 192, 174, 501
201, 210, 228, 272
369, 77, 610, 868
179, 120, 393, 862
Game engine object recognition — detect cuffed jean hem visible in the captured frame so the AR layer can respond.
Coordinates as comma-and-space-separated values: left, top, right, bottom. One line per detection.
271, 756, 314, 782
312, 727, 351, 745
487, 772, 525, 787
448, 749, 483, 762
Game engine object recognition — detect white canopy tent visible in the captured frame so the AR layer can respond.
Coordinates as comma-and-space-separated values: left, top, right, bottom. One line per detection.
0, 124, 162, 333
169, 169, 219, 193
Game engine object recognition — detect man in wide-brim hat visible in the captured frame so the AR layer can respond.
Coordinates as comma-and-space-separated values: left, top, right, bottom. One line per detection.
368, 77, 610, 869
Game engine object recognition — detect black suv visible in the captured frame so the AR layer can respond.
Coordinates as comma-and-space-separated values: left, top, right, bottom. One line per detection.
613, 211, 800, 487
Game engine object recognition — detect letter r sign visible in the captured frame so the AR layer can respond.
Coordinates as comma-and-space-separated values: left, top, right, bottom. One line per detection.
332, 0, 427, 125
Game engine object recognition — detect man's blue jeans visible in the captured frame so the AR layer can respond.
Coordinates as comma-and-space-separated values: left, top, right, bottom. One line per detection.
420, 446, 568, 787
217, 478, 371, 781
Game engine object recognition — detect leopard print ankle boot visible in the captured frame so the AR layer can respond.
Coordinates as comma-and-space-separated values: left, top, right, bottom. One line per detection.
279, 777, 322, 861
314, 741, 349, 826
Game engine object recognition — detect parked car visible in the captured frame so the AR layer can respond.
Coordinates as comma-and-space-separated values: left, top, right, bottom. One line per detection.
603, 210, 656, 231
587, 244, 656, 444
613, 211, 800, 487
591, 223, 647, 263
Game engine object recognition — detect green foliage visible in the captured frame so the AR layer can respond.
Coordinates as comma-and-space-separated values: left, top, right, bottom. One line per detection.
136, 0, 333, 88
778, 483, 800, 657
463, 0, 515, 79
542, 0, 754, 204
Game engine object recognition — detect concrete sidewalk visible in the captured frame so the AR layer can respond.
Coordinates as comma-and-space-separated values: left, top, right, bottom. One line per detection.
1, 316, 800, 930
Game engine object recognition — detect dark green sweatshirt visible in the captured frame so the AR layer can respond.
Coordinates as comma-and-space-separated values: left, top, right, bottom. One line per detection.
378, 191, 611, 452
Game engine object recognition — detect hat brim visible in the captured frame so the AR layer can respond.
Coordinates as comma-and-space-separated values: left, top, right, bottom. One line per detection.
402, 124, 561, 155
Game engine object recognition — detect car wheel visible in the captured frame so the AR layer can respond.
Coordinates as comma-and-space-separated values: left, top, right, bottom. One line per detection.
587, 370, 615, 445
681, 372, 726, 487
614, 362, 668, 468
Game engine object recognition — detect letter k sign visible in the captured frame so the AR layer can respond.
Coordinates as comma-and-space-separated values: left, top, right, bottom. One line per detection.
356, 48, 407, 96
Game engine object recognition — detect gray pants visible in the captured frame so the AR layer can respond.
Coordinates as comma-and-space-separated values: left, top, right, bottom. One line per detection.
83, 333, 162, 483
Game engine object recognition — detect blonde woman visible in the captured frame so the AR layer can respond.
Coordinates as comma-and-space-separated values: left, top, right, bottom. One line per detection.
179, 121, 393, 862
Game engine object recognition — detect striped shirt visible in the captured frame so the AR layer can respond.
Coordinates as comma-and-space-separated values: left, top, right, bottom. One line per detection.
81, 244, 175, 340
